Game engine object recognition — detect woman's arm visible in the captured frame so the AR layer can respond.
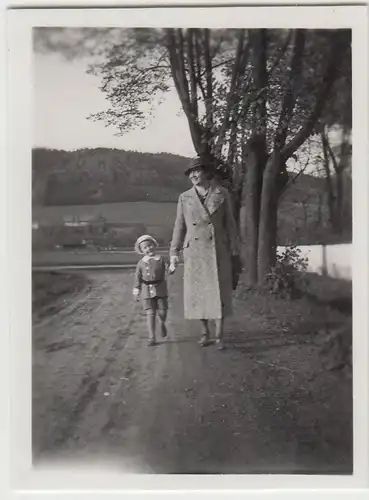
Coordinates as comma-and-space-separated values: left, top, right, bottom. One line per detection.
170, 194, 187, 257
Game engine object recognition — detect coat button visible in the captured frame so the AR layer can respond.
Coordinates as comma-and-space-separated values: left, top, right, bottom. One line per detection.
193, 222, 197, 226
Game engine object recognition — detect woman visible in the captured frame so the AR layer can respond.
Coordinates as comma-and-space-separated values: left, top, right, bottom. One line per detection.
170, 157, 240, 350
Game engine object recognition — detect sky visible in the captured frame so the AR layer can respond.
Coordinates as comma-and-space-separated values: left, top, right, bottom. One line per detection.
33, 51, 347, 176
33, 52, 196, 157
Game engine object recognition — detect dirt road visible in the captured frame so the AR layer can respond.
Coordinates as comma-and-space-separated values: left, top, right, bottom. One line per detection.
32, 268, 352, 474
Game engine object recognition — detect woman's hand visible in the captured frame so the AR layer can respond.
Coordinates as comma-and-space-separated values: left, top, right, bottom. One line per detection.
169, 255, 179, 274
132, 288, 140, 300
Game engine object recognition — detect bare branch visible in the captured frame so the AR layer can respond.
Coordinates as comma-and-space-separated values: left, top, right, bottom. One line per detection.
187, 28, 198, 120
213, 30, 248, 157
268, 30, 293, 77
274, 29, 306, 150
281, 32, 350, 161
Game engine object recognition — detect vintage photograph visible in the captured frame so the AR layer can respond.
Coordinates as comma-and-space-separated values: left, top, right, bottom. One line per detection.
32, 25, 353, 474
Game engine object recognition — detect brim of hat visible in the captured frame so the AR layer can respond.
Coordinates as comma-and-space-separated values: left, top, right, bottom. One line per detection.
184, 165, 209, 176
134, 243, 144, 254
134, 237, 158, 254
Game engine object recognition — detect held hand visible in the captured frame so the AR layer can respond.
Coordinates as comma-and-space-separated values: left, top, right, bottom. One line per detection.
132, 288, 140, 300
169, 255, 179, 274
168, 263, 177, 274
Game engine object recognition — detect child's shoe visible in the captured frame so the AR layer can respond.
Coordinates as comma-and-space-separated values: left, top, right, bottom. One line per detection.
147, 339, 157, 346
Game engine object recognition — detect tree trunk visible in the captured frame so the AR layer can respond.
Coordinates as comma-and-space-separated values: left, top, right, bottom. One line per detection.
321, 131, 337, 233
334, 169, 344, 234
239, 136, 265, 286
257, 152, 282, 283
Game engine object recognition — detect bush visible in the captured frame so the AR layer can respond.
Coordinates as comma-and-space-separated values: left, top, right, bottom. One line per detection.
266, 245, 309, 298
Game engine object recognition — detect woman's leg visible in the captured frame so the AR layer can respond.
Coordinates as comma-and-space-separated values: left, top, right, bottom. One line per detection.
199, 319, 211, 346
215, 317, 225, 350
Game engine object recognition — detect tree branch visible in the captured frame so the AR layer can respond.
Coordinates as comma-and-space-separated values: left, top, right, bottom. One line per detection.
194, 30, 207, 101
186, 28, 198, 120
213, 30, 245, 157
281, 32, 349, 161
165, 28, 203, 154
250, 29, 268, 137
203, 29, 214, 143
274, 29, 306, 150
268, 30, 293, 77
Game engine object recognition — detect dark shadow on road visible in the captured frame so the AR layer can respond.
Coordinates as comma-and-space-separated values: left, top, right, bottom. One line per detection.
226, 341, 297, 355
159, 338, 195, 345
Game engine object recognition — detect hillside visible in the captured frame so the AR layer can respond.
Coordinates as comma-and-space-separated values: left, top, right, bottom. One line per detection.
32, 148, 190, 206
32, 148, 352, 246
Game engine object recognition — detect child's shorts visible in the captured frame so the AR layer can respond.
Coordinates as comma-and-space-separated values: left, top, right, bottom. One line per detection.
143, 297, 168, 313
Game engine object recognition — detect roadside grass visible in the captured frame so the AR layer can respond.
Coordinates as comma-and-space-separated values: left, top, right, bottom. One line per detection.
229, 273, 352, 473
32, 271, 90, 319
232, 272, 352, 375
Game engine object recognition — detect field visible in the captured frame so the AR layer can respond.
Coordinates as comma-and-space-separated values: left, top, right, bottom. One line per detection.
33, 201, 178, 226
33, 202, 178, 251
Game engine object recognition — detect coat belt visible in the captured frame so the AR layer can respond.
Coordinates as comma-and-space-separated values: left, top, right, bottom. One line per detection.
142, 279, 163, 285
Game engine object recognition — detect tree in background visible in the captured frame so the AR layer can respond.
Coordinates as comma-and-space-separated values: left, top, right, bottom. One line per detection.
316, 49, 352, 237
34, 27, 351, 285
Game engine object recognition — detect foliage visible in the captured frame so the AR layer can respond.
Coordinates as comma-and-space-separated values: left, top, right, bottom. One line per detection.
266, 245, 309, 298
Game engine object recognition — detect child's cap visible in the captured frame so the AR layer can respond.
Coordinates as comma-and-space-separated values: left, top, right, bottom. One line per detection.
134, 234, 159, 255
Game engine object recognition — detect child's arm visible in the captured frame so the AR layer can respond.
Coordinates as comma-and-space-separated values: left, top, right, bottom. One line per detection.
163, 255, 175, 275
133, 262, 142, 298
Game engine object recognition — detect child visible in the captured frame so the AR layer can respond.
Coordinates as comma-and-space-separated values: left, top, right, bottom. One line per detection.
133, 234, 173, 346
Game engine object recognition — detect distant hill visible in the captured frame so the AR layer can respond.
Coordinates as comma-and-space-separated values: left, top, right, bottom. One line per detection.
32, 148, 190, 206
32, 147, 352, 246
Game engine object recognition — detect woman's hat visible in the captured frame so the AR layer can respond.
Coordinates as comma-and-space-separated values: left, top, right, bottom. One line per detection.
184, 156, 210, 176
134, 234, 159, 255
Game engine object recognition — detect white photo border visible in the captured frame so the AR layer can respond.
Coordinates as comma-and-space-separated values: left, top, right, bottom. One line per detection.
4, 3, 369, 498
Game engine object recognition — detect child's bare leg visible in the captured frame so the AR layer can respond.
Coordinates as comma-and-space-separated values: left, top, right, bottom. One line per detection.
157, 309, 167, 338
146, 310, 156, 345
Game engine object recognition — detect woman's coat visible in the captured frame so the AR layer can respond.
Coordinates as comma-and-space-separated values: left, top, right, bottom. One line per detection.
170, 184, 239, 319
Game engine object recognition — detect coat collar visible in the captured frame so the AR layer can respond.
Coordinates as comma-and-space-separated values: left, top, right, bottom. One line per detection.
186, 184, 224, 216
142, 254, 161, 263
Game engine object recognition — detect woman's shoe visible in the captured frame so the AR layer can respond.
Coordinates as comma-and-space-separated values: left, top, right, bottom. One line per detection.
198, 335, 210, 347
216, 339, 225, 350
160, 323, 167, 338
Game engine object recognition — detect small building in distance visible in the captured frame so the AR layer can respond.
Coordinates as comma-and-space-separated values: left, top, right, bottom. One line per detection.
62, 214, 98, 227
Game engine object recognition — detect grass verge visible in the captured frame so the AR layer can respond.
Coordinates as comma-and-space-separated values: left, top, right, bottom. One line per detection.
32, 271, 90, 319
233, 272, 352, 376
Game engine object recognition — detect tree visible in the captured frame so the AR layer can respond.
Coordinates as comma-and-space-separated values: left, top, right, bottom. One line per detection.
317, 47, 352, 236
320, 127, 352, 235
34, 27, 351, 284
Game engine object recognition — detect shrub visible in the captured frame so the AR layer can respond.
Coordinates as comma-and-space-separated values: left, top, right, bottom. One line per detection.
266, 245, 309, 298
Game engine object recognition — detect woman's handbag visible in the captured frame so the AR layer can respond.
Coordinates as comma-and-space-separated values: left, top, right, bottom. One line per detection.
232, 255, 243, 290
